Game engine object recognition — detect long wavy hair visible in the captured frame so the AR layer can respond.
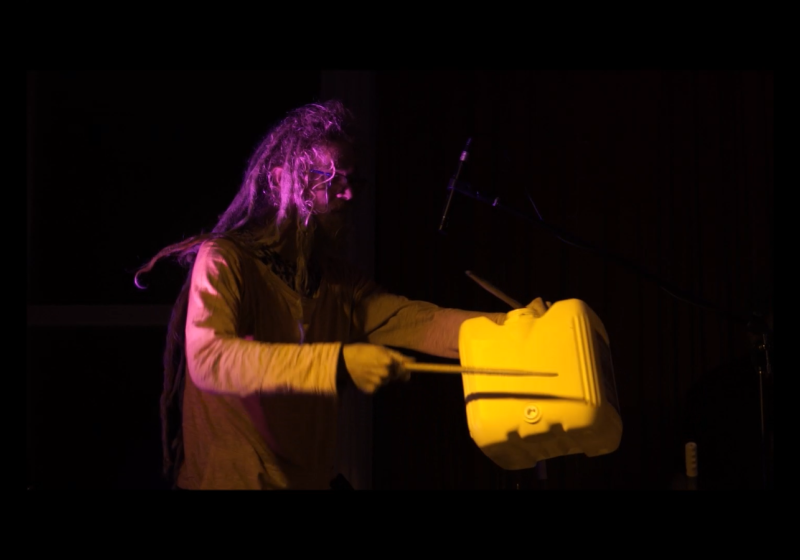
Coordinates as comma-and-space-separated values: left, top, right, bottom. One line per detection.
134, 99, 356, 486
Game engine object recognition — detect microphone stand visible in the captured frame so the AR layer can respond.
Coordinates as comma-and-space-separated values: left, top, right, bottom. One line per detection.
448, 183, 752, 325
747, 314, 773, 490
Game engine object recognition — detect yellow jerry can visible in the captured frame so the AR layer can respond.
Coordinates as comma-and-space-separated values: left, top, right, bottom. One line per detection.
459, 298, 623, 470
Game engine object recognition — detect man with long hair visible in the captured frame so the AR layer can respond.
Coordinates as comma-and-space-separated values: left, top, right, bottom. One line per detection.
135, 100, 538, 489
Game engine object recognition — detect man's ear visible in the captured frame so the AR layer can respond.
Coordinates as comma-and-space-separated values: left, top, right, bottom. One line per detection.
270, 166, 283, 184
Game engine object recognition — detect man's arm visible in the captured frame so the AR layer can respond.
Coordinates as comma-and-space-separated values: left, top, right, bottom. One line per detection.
352, 277, 506, 360
184, 239, 341, 396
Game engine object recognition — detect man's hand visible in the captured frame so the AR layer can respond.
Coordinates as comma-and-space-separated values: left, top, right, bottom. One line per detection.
342, 343, 415, 394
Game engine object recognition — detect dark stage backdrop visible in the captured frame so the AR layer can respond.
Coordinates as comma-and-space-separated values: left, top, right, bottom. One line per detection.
27, 71, 773, 490
370, 70, 773, 490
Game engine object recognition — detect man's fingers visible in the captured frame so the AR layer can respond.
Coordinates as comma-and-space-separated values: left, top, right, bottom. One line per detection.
388, 350, 414, 382
395, 362, 412, 382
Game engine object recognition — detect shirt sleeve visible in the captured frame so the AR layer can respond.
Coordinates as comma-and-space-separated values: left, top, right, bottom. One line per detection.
351, 274, 506, 360
184, 239, 340, 396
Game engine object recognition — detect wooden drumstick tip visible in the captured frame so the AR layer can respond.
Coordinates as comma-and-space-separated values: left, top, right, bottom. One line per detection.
465, 270, 522, 309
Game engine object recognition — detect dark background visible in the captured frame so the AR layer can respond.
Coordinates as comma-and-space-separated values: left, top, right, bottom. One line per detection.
27, 70, 773, 490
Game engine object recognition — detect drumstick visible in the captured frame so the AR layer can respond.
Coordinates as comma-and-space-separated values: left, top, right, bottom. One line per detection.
403, 362, 557, 377
465, 270, 522, 309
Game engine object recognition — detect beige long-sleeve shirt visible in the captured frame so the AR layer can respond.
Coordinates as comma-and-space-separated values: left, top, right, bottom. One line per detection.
178, 237, 505, 489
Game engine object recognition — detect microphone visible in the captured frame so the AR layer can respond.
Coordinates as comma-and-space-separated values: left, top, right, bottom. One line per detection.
438, 137, 472, 233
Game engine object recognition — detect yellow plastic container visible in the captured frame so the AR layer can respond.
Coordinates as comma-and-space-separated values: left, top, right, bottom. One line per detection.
459, 298, 622, 470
